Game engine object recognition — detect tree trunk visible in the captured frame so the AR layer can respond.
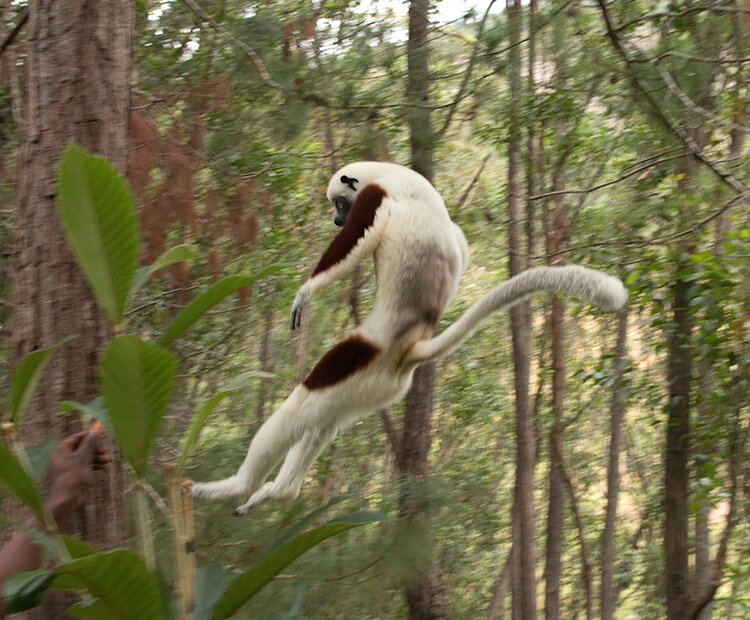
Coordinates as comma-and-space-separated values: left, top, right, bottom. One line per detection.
544, 296, 565, 620
600, 309, 629, 620
397, 1, 450, 618
506, 2, 537, 618
255, 308, 275, 421
664, 263, 693, 620
544, 13, 569, 618
10, 0, 133, 616
399, 364, 451, 620
487, 548, 513, 620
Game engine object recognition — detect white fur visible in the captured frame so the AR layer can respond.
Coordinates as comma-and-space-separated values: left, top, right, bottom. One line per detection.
190, 162, 627, 515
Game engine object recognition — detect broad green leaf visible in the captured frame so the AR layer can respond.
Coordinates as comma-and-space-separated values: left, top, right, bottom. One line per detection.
10, 335, 76, 425
58, 397, 113, 438
176, 391, 233, 475
0, 439, 45, 521
62, 535, 99, 559
99, 336, 177, 478
158, 264, 287, 347
25, 432, 60, 482
2, 570, 55, 614
51, 549, 168, 620
128, 244, 203, 302
209, 512, 386, 620
57, 142, 139, 325
176, 371, 277, 474
265, 493, 351, 553
194, 564, 230, 620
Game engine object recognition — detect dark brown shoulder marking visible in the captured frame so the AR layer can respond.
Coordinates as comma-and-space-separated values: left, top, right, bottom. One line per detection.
303, 335, 381, 390
313, 184, 387, 276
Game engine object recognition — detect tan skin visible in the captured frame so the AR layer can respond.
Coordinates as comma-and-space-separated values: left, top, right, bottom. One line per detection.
0, 431, 110, 618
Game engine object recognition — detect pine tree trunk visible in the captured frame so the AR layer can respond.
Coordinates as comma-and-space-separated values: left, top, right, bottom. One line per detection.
10, 0, 133, 616
544, 296, 565, 620
664, 265, 693, 620
255, 308, 275, 421
397, 1, 450, 617
600, 309, 629, 620
506, 2, 537, 618
664, 152, 699, 620
544, 14, 569, 617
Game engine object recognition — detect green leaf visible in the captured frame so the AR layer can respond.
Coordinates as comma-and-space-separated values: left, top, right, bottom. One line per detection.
25, 432, 60, 482
176, 391, 233, 475
129, 244, 203, 302
2, 570, 55, 614
176, 371, 277, 474
158, 264, 287, 348
194, 564, 230, 620
51, 549, 168, 620
0, 439, 45, 522
209, 512, 386, 620
10, 335, 76, 425
58, 397, 113, 438
99, 336, 177, 478
62, 535, 99, 559
57, 142, 139, 325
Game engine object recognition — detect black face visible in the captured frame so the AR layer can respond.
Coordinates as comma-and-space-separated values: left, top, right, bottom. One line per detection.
333, 196, 352, 227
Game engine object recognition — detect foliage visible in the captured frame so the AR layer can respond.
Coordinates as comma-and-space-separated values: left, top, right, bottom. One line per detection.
1, 0, 748, 617
0, 143, 385, 618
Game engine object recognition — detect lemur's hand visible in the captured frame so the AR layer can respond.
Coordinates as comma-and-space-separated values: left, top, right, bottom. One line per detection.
290, 285, 310, 330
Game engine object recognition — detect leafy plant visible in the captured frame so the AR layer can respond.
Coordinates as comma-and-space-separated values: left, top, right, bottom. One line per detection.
0, 142, 385, 619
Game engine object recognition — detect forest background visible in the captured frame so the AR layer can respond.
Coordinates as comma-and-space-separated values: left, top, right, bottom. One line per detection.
0, 0, 748, 619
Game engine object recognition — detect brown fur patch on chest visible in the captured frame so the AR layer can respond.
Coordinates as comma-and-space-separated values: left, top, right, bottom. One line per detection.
303, 335, 381, 390
313, 184, 387, 276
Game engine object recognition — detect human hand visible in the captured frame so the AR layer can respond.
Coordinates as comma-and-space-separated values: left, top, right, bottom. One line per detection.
45, 430, 111, 529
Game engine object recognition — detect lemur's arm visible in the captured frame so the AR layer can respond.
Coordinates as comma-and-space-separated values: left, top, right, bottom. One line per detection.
291, 184, 388, 329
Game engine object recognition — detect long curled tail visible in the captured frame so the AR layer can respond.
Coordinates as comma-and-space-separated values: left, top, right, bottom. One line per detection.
405, 265, 627, 366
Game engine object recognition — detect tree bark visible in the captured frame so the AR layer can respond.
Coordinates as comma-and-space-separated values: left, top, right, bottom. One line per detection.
600, 309, 629, 620
506, 2, 537, 618
544, 13, 569, 618
10, 0, 133, 616
664, 263, 693, 620
255, 308, 275, 421
399, 364, 451, 620
397, 1, 450, 618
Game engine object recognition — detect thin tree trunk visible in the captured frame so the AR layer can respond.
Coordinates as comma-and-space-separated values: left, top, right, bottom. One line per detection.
255, 308, 275, 421
399, 364, 451, 620
600, 309, 629, 620
544, 13, 569, 617
544, 295, 565, 620
664, 260, 693, 620
488, 548, 514, 620
506, 2, 536, 618
397, 1, 450, 617
10, 1, 133, 616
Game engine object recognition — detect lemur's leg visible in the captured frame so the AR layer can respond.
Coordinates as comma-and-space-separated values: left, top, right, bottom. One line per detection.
232, 424, 338, 516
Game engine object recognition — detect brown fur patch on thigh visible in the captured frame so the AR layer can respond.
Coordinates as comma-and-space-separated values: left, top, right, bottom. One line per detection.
303, 335, 381, 390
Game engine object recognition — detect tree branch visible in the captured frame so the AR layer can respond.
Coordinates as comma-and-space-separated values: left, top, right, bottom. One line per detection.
179, 0, 284, 91
596, 0, 750, 204
436, 0, 497, 138
0, 7, 28, 57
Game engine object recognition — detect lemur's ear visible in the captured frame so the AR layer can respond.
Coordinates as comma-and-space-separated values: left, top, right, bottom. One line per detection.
340, 175, 359, 191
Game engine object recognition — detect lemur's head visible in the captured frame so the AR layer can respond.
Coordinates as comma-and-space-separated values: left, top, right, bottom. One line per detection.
328, 173, 359, 226
327, 162, 390, 227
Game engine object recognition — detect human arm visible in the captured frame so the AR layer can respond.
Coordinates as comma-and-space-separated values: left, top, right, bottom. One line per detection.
0, 431, 109, 618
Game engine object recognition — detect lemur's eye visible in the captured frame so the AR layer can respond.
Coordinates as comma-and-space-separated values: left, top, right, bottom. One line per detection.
334, 199, 343, 209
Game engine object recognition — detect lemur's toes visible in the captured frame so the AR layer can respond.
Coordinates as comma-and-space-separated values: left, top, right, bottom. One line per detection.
233, 504, 250, 517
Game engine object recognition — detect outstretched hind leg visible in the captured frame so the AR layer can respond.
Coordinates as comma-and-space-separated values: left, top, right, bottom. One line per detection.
190, 387, 309, 501
233, 424, 338, 516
